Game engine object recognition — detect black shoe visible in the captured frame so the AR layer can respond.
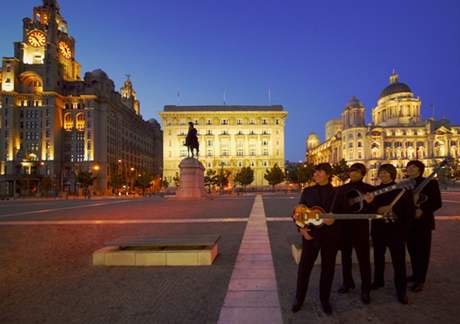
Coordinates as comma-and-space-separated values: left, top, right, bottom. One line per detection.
291, 301, 303, 313
370, 281, 384, 290
338, 283, 356, 294
398, 294, 409, 304
407, 275, 415, 282
321, 302, 333, 315
411, 283, 424, 293
361, 292, 371, 304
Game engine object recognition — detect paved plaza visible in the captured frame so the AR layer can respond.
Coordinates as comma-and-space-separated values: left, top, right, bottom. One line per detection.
1, 192, 459, 324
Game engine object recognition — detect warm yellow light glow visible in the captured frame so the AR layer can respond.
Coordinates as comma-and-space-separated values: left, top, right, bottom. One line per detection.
93, 165, 100, 171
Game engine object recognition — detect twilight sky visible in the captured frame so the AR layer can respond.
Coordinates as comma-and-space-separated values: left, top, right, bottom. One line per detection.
1, 0, 460, 161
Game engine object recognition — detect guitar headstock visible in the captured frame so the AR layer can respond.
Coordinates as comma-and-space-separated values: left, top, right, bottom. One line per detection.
439, 156, 453, 168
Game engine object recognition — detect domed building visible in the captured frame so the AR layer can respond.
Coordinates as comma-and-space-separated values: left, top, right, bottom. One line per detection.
306, 71, 459, 183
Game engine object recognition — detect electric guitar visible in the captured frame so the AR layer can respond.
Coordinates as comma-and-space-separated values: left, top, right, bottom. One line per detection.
292, 205, 392, 228
346, 178, 416, 212
412, 157, 450, 218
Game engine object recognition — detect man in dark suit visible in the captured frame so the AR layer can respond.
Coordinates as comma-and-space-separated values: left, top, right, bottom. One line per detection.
406, 160, 442, 292
368, 164, 415, 304
292, 163, 339, 315
332, 163, 373, 304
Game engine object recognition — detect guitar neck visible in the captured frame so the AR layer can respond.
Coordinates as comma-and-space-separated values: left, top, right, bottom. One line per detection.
370, 184, 399, 198
414, 159, 449, 195
317, 213, 384, 220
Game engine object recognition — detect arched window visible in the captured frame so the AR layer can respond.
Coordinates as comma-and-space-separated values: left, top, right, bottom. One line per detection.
64, 113, 73, 131
76, 113, 85, 131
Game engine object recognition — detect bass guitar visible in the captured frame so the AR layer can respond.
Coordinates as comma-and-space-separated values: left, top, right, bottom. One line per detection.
292, 205, 393, 228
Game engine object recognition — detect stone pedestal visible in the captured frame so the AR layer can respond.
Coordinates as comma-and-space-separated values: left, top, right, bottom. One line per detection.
176, 158, 206, 199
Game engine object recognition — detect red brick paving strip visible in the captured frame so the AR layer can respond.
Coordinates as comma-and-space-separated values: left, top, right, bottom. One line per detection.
218, 194, 283, 324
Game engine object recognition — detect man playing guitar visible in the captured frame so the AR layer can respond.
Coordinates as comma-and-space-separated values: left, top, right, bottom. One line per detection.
332, 163, 373, 304
406, 160, 442, 292
367, 164, 415, 304
291, 163, 338, 315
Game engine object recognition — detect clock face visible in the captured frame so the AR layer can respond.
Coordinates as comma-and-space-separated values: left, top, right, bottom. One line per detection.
27, 30, 46, 47
58, 41, 72, 59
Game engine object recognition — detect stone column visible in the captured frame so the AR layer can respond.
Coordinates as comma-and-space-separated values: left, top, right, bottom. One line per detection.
176, 157, 206, 199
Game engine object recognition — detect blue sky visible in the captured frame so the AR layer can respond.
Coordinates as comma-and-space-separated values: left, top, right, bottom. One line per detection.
1, 0, 459, 161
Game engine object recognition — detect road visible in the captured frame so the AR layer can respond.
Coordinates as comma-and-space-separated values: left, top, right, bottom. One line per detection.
0, 192, 459, 323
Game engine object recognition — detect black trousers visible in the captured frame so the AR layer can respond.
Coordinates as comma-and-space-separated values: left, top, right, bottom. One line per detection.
407, 222, 432, 284
372, 226, 407, 297
340, 220, 371, 293
295, 227, 339, 304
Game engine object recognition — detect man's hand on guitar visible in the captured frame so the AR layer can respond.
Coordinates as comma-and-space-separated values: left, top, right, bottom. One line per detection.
299, 227, 314, 240
377, 205, 392, 216
415, 208, 423, 219
322, 218, 335, 226
363, 193, 374, 204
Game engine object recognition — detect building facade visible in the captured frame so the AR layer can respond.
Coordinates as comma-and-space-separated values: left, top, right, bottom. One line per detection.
160, 105, 287, 187
306, 71, 459, 182
0, 0, 162, 196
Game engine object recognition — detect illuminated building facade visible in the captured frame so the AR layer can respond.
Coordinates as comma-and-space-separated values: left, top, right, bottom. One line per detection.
306, 71, 459, 182
0, 0, 162, 196
160, 105, 287, 187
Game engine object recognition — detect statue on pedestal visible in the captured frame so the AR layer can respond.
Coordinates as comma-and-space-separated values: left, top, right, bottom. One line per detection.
185, 122, 199, 158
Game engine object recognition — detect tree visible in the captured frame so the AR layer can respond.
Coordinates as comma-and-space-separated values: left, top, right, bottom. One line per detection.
135, 171, 154, 195
173, 172, 180, 188
264, 164, 285, 190
76, 171, 97, 198
332, 159, 349, 183
39, 176, 53, 197
285, 163, 314, 189
234, 167, 254, 191
216, 168, 232, 192
110, 172, 126, 194
161, 179, 169, 190
204, 169, 218, 193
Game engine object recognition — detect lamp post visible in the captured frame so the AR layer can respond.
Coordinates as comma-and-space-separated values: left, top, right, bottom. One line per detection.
130, 167, 135, 194
92, 164, 100, 196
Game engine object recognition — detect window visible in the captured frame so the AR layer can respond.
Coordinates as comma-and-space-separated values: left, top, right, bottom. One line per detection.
206, 120, 212, 125
221, 119, 228, 125
207, 140, 213, 146
249, 119, 255, 125
76, 113, 85, 131
262, 119, 267, 125
349, 143, 353, 148
237, 150, 244, 156
236, 119, 242, 125
64, 113, 73, 131
357, 141, 362, 148
262, 140, 268, 146
275, 119, 279, 125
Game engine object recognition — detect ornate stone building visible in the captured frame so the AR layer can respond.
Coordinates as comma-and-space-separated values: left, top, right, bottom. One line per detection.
160, 105, 287, 187
306, 71, 459, 182
0, 0, 162, 196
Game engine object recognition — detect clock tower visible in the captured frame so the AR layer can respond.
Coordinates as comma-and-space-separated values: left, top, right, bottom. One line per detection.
19, 0, 81, 86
